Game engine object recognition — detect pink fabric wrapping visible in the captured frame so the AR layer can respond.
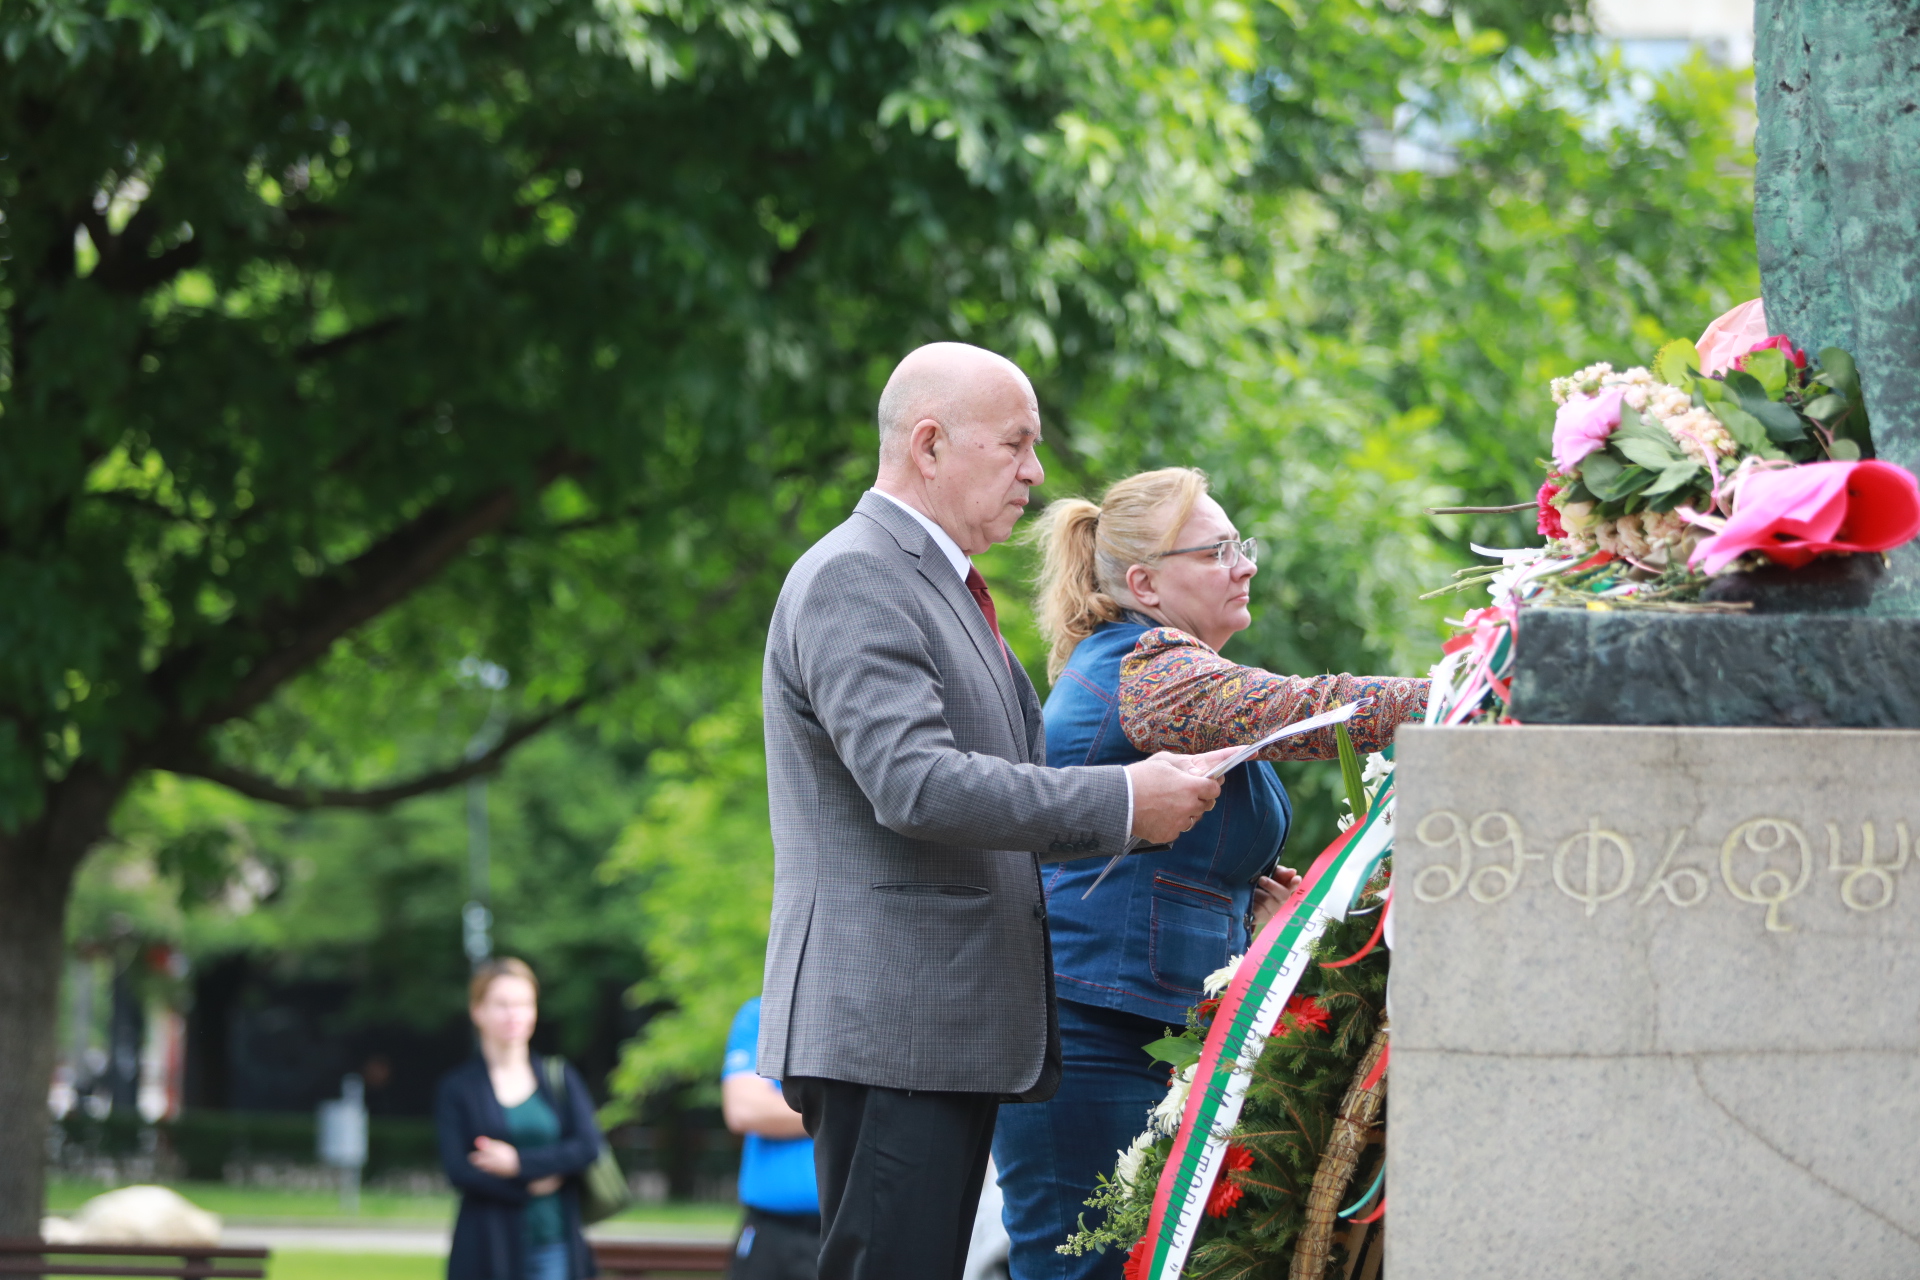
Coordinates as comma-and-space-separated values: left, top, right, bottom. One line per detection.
1696, 298, 1770, 375
1689, 461, 1920, 575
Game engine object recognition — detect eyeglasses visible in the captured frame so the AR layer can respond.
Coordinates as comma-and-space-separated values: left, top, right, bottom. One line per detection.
1157, 536, 1259, 569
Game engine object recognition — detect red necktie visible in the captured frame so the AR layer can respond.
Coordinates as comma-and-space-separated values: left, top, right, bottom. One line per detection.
965, 566, 1012, 671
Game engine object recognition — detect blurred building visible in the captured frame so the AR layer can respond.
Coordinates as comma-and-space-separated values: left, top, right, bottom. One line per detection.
1593, 0, 1754, 67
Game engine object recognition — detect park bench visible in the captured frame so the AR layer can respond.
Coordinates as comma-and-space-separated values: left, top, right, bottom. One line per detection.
0, 1240, 268, 1278
590, 1239, 732, 1278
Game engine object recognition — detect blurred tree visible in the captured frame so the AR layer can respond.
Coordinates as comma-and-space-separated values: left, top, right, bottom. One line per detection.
0, 0, 1257, 1224
70, 725, 652, 1098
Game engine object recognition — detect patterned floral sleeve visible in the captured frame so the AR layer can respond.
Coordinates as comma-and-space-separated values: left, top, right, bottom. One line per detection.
1117, 628, 1429, 761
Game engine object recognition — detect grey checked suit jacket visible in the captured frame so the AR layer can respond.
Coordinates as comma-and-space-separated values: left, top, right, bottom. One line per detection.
758, 492, 1132, 1099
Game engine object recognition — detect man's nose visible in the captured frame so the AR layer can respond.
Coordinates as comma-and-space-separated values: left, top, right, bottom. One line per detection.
1019, 450, 1044, 485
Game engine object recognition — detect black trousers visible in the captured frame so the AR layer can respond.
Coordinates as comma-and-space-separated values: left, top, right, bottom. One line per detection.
784, 1077, 1000, 1280
730, 1206, 822, 1280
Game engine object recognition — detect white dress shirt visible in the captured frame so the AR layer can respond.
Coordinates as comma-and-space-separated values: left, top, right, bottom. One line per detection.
866, 488, 1134, 835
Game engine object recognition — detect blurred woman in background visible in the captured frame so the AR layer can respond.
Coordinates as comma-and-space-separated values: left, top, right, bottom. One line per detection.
437, 958, 606, 1280
993, 468, 1428, 1280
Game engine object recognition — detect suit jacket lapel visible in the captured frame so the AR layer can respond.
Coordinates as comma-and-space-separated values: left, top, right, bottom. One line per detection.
854, 493, 1029, 758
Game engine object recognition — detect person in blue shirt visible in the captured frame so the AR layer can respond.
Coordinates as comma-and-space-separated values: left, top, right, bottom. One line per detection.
723, 997, 820, 1280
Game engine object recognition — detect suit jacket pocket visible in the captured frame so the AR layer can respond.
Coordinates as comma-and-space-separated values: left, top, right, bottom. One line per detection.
1148, 874, 1233, 996
873, 882, 989, 898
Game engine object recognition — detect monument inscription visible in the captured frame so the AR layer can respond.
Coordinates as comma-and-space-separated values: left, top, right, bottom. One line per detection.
1387, 725, 1920, 1279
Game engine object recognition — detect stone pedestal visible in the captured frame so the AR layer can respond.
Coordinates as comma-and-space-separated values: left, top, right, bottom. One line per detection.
1507, 608, 1920, 728
1387, 725, 1920, 1279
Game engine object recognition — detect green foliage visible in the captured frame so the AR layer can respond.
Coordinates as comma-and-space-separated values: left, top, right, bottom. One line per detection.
0, 0, 1256, 834
599, 704, 774, 1111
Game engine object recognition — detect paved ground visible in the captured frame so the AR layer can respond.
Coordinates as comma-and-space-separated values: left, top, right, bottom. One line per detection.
223, 1220, 735, 1254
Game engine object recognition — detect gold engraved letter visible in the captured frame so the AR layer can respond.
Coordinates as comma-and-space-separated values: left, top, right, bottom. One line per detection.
1467, 811, 1541, 904
1635, 827, 1710, 908
1413, 811, 1471, 903
1720, 818, 1812, 932
1553, 820, 1636, 917
1825, 820, 1911, 913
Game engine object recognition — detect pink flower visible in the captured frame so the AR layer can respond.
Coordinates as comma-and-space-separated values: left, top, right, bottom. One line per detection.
1696, 298, 1768, 375
1536, 480, 1567, 539
1689, 461, 1920, 575
1551, 387, 1626, 472
1734, 334, 1808, 372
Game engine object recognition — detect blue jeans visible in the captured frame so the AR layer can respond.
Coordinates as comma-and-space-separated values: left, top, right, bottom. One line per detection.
992, 999, 1171, 1280
525, 1241, 570, 1280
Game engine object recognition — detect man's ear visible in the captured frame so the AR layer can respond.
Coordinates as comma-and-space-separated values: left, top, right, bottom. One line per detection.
1124, 562, 1159, 608
908, 416, 943, 481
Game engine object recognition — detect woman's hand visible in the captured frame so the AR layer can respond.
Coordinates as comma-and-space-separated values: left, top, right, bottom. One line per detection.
1250, 869, 1303, 933
470, 1135, 522, 1177
527, 1175, 563, 1196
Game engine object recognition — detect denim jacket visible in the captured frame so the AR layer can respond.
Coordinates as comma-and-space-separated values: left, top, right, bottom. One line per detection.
1039, 619, 1291, 1019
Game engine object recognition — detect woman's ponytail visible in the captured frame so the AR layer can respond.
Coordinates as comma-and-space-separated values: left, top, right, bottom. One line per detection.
1027, 467, 1209, 683
1030, 498, 1122, 682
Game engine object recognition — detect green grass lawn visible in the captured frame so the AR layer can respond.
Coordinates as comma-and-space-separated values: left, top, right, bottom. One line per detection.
47, 1178, 738, 1228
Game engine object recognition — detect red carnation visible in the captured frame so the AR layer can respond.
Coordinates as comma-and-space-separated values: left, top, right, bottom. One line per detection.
1735, 334, 1807, 371
1272, 994, 1330, 1038
1196, 997, 1221, 1022
1123, 1236, 1152, 1280
1536, 480, 1567, 539
1205, 1143, 1256, 1217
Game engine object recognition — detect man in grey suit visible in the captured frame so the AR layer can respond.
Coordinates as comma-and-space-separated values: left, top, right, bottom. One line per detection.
760, 343, 1226, 1280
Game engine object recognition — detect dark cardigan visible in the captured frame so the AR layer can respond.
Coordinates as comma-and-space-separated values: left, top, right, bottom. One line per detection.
435, 1055, 604, 1280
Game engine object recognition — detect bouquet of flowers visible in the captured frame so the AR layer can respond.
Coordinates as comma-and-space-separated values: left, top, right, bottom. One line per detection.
1437, 301, 1920, 613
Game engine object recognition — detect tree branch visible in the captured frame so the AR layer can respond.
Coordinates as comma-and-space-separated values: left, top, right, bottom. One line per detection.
152, 453, 578, 732
164, 692, 595, 810
295, 317, 406, 363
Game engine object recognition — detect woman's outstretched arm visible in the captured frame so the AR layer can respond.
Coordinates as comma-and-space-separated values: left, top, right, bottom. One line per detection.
1118, 628, 1428, 760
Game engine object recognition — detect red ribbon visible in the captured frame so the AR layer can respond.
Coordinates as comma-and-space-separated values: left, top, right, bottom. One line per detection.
1320, 886, 1390, 970
1358, 1041, 1390, 1095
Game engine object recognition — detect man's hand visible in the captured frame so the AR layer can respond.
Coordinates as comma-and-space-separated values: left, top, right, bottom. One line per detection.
1125, 750, 1227, 845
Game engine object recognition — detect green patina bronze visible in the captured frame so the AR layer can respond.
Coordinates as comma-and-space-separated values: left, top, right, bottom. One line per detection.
1754, 1, 1920, 617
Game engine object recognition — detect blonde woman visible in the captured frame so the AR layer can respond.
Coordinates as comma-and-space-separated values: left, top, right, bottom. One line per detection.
436, 958, 605, 1280
991, 468, 1428, 1280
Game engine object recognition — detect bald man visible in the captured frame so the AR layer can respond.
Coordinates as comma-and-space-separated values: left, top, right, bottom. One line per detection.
758, 343, 1224, 1280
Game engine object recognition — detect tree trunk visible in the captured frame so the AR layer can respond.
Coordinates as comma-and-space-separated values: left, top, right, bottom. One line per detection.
0, 766, 128, 1237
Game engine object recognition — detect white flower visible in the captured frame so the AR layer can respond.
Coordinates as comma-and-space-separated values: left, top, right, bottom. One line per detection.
1202, 955, 1244, 998
1114, 1128, 1157, 1191
1361, 752, 1393, 786
1152, 1065, 1196, 1136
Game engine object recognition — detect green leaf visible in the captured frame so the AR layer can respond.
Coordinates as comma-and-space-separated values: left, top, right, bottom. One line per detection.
1144, 1035, 1203, 1070
1802, 393, 1849, 423
1710, 401, 1770, 452
1724, 371, 1808, 443
1816, 347, 1876, 459
1583, 452, 1656, 502
1578, 450, 1625, 492
1654, 338, 1702, 386
1818, 347, 1862, 400
1335, 721, 1366, 823
1615, 435, 1680, 470
1642, 461, 1703, 500
1829, 438, 1862, 461
1741, 347, 1789, 398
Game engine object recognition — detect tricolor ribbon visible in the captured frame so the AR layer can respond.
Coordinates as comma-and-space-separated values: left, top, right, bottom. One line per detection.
1134, 780, 1395, 1280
